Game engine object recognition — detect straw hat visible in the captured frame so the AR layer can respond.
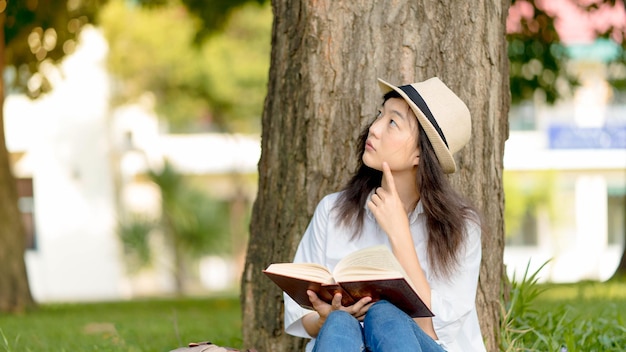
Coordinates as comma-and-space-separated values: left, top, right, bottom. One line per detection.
377, 77, 471, 174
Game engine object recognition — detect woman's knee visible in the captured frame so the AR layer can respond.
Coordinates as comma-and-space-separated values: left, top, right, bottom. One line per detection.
315, 311, 364, 352
365, 300, 401, 323
317, 310, 362, 344
325, 310, 360, 328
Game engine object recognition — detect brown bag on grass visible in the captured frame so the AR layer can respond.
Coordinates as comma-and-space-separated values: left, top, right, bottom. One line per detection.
169, 341, 258, 352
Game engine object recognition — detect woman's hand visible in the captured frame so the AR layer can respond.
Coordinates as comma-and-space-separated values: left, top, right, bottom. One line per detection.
367, 162, 411, 241
307, 290, 372, 322
302, 290, 373, 337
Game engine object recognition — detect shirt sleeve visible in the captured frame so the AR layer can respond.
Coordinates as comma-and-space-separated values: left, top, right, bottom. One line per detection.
284, 195, 333, 338
430, 219, 482, 344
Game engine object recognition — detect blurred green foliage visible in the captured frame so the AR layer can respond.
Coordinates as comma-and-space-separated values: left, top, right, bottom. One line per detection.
138, 0, 267, 42
118, 212, 155, 269
118, 161, 231, 286
508, 0, 570, 104
100, 0, 271, 133
508, 0, 625, 104
199, 4, 272, 133
3, 0, 107, 96
150, 161, 231, 256
503, 170, 558, 238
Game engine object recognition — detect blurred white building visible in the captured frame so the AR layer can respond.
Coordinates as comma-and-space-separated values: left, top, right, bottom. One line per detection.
503, 40, 626, 282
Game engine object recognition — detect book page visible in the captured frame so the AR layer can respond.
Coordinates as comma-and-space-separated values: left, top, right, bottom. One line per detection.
333, 245, 414, 288
263, 262, 335, 284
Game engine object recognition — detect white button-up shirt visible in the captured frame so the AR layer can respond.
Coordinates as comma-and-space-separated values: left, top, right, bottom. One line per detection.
284, 192, 486, 352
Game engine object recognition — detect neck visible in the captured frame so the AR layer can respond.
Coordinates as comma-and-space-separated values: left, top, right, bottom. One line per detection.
381, 170, 420, 214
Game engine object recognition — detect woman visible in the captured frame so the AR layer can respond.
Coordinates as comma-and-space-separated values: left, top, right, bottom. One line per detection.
284, 77, 486, 352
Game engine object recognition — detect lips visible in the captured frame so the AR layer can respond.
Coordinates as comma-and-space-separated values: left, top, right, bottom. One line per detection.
365, 140, 375, 151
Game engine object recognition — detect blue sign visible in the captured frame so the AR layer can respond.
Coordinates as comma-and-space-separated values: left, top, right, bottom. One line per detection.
548, 124, 626, 149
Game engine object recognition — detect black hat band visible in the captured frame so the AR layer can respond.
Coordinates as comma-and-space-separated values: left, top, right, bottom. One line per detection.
398, 85, 449, 149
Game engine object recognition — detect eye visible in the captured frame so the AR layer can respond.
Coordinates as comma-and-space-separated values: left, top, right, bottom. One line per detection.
376, 110, 382, 118
389, 119, 397, 127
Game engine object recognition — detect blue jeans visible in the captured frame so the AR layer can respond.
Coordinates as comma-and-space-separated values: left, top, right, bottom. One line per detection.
312, 300, 445, 352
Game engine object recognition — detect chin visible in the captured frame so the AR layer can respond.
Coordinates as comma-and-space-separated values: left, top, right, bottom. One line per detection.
362, 155, 381, 171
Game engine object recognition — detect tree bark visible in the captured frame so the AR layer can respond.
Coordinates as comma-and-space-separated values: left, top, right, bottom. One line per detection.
613, 249, 626, 279
242, 1, 510, 351
0, 10, 36, 313
611, 207, 626, 279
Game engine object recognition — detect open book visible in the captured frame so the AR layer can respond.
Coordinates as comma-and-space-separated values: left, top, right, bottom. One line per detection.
263, 245, 433, 318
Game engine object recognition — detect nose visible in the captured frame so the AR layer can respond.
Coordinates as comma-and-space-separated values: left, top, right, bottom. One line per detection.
369, 118, 384, 138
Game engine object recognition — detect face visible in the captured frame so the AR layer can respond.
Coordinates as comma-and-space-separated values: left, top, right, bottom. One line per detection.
362, 97, 420, 173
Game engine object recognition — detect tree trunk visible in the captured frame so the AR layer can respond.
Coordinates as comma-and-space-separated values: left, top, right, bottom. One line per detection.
611, 200, 626, 279
242, 1, 510, 351
0, 11, 36, 313
614, 248, 626, 279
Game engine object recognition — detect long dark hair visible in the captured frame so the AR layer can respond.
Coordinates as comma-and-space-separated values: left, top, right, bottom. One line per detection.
334, 91, 479, 278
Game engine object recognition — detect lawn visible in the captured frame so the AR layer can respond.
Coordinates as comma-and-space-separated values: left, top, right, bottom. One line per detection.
504, 277, 626, 351
0, 296, 243, 352
1, 279, 625, 351
534, 279, 626, 318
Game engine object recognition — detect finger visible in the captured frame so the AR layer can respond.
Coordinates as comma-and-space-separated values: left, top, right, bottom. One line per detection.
375, 187, 385, 201
370, 191, 382, 205
346, 297, 371, 315
381, 162, 397, 193
306, 290, 325, 310
307, 290, 332, 314
367, 196, 381, 214
331, 293, 343, 310
352, 297, 372, 320
352, 310, 365, 320
306, 290, 319, 304
366, 200, 376, 214
354, 296, 372, 310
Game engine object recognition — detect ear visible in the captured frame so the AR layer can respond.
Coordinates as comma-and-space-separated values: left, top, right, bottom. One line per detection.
413, 152, 420, 167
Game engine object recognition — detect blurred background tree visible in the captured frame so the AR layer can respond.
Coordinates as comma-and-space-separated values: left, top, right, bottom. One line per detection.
503, 170, 558, 245
508, 0, 626, 104
100, 0, 271, 133
118, 161, 231, 295
508, 0, 571, 104
101, 0, 271, 294
0, 0, 107, 313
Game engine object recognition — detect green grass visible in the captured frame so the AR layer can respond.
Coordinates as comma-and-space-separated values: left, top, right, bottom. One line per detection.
0, 296, 243, 352
532, 280, 626, 351
535, 279, 626, 319
2, 279, 625, 351
502, 268, 626, 352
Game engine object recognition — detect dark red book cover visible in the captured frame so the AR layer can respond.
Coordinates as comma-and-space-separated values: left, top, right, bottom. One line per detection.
340, 278, 433, 318
263, 271, 433, 318
263, 271, 356, 309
